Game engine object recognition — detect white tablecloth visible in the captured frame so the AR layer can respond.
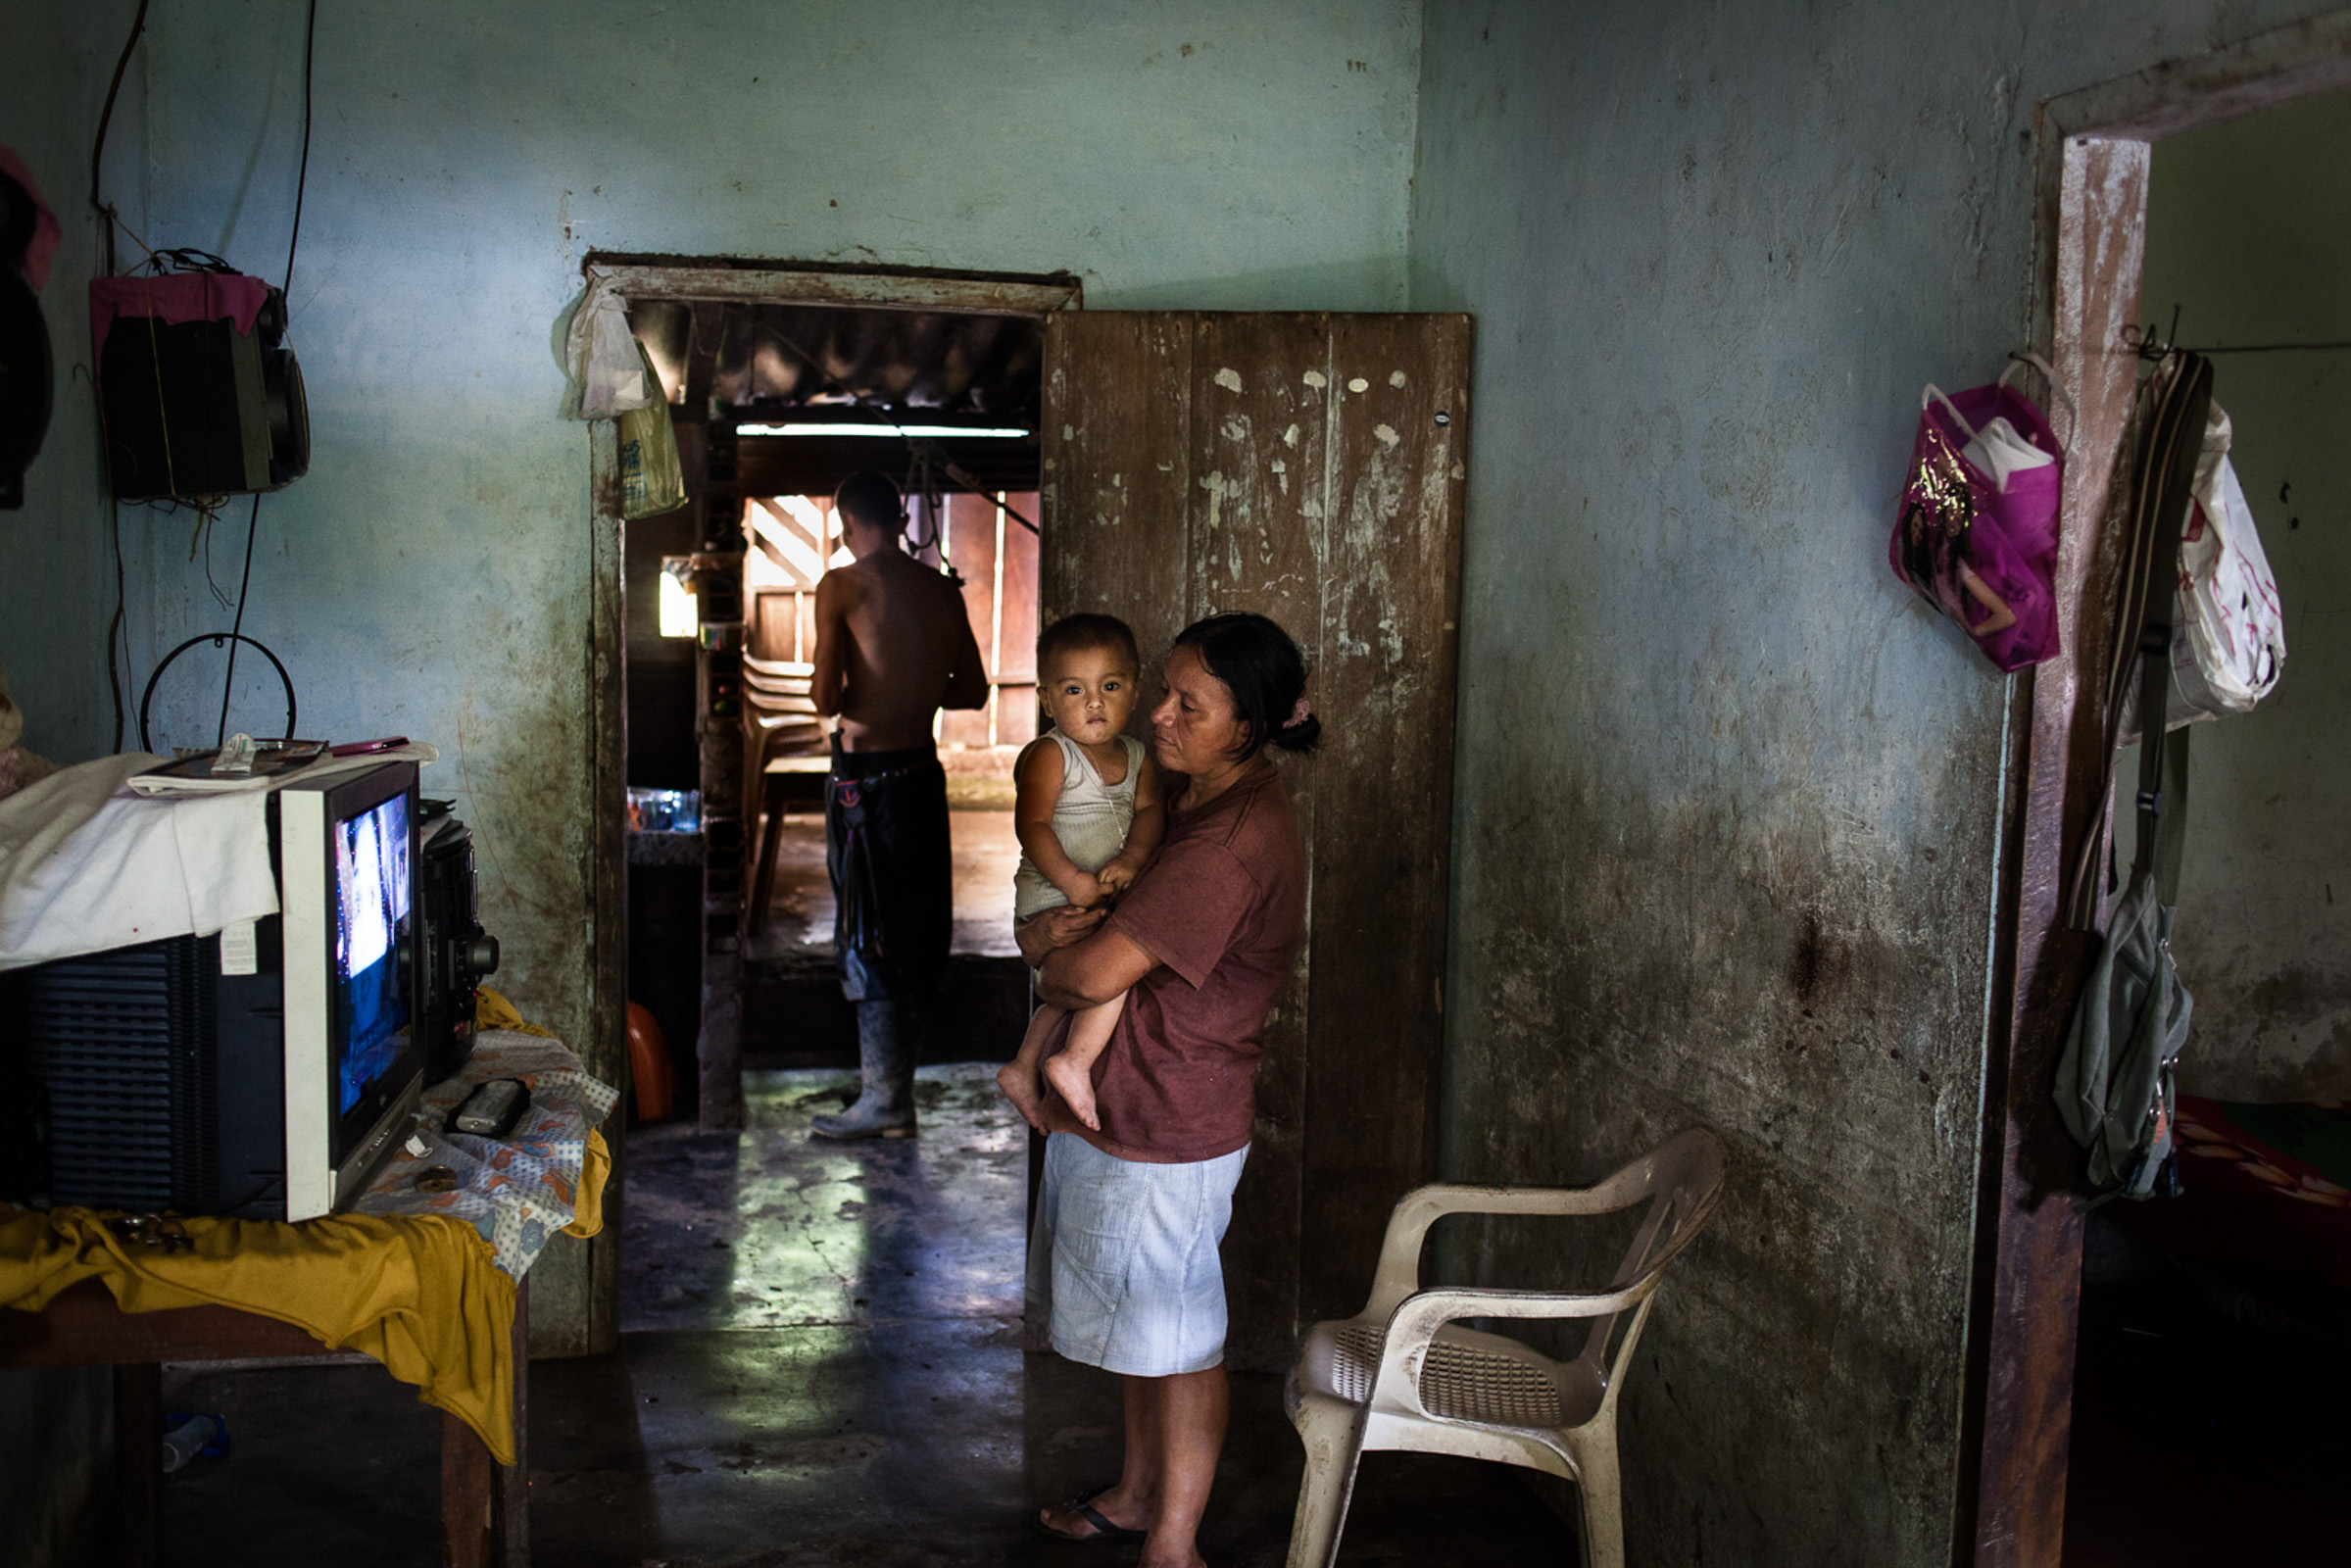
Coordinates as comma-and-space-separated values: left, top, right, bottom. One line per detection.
0, 755, 274, 971
0, 745, 439, 971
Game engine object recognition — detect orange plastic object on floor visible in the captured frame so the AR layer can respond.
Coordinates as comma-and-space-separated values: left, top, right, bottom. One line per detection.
625, 1003, 677, 1122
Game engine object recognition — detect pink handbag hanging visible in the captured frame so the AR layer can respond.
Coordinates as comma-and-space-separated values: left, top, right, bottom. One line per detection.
1888, 355, 2071, 672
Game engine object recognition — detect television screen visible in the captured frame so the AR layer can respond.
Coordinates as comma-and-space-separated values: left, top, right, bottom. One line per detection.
333, 790, 413, 1114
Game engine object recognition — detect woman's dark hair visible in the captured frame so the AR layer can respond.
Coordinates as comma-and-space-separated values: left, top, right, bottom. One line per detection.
1173, 612, 1321, 758
1037, 612, 1140, 675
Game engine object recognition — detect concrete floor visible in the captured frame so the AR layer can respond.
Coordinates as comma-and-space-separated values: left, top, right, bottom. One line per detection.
157, 1067, 1574, 1566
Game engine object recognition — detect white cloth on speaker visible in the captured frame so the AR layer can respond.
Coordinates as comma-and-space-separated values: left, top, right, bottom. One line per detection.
0, 754, 279, 971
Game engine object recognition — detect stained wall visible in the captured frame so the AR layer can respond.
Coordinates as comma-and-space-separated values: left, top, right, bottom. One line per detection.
1407, 4, 2328, 1564
2139, 86, 2351, 1102
2, 0, 1422, 1047
0, 0, 1424, 1355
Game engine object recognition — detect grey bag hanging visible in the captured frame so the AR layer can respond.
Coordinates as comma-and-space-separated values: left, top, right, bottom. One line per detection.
2053, 350, 2212, 1201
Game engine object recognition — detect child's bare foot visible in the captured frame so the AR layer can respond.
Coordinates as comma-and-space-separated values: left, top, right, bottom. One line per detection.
996, 1063, 1047, 1132
1045, 1053, 1101, 1131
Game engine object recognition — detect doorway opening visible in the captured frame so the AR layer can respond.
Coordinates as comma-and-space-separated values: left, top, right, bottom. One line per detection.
591, 270, 1473, 1394
2058, 80, 2351, 1567
599, 260, 1076, 1129
728, 483, 1041, 1066
596, 268, 1070, 1440
1968, 18, 2351, 1566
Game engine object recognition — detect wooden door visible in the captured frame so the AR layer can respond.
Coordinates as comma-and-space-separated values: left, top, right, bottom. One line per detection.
1041, 312, 1472, 1370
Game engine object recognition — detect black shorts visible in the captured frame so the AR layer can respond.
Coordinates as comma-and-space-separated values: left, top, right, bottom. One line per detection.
825, 741, 951, 1002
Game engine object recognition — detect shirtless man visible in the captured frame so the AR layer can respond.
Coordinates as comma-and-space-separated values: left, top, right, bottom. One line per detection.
807, 471, 988, 1140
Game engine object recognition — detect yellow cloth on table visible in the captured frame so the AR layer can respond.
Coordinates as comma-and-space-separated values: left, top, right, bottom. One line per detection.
0, 1137, 607, 1468
0, 1206, 520, 1462
475, 986, 557, 1039
570, 1128, 611, 1239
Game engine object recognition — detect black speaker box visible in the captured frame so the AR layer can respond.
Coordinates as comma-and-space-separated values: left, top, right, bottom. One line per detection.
419, 812, 500, 1085
100, 288, 308, 501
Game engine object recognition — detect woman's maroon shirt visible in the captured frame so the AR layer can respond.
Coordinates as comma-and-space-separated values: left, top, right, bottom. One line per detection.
1067, 763, 1304, 1164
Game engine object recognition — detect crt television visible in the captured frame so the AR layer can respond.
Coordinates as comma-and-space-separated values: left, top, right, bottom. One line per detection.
5, 760, 425, 1220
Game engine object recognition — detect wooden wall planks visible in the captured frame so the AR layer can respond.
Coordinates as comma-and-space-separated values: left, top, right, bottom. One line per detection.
1043, 314, 1197, 666
1301, 316, 1471, 1326
1042, 311, 1470, 1367
1189, 315, 1333, 1365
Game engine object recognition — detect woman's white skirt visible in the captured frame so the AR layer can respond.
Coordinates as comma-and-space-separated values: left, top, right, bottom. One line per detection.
1025, 1132, 1249, 1377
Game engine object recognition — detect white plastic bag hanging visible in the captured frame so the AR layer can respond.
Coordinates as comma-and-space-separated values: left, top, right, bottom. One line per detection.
564, 273, 656, 420
2177, 401, 2285, 713
2125, 400, 2287, 738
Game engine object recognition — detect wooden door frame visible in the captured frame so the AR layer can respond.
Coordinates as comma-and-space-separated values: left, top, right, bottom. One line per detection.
1962, 14, 2351, 1565
573, 257, 1079, 1348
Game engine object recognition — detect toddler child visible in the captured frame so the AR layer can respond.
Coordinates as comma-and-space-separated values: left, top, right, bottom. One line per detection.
996, 613, 1163, 1132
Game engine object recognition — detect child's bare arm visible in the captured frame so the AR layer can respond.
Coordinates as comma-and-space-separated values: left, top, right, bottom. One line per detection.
1096, 755, 1165, 894
1013, 740, 1102, 906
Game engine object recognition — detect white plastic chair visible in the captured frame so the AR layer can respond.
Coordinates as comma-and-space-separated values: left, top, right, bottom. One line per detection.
1283, 1127, 1726, 1568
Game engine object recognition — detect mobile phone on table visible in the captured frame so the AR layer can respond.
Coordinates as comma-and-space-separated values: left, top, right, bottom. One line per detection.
329, 736, 409, 757
452, 1079, 530, 1140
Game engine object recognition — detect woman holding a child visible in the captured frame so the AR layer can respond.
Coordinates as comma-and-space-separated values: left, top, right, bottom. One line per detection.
1016, 611, 1320, 1567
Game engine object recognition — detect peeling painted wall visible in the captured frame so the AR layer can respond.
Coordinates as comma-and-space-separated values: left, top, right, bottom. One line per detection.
1407, 3, 2328, 1563
2139, 85, 2351, 1102
1, 0, 1423, 1059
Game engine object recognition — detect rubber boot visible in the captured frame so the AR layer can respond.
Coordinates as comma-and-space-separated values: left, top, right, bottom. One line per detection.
809, 1000, 918, 1140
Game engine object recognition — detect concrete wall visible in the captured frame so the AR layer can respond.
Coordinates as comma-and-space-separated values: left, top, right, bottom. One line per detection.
2140, 85, 2351, 1102
0, 1, 130, 768
0, 0, 1423, 1054
1, 9, 150, 1566
1407, 4, 2327, 1564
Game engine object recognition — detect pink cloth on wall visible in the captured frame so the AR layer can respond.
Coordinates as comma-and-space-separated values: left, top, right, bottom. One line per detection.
0, 148, 61, 290
88, 272, 273, 368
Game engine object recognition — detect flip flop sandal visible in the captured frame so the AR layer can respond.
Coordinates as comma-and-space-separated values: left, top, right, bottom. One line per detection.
1040, 1485, 1149, 1544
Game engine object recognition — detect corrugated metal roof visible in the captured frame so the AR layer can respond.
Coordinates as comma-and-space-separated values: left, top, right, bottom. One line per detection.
627, 300, 1042, 423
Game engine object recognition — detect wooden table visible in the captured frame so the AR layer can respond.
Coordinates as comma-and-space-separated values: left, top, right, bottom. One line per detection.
0, 1273, 530, 1568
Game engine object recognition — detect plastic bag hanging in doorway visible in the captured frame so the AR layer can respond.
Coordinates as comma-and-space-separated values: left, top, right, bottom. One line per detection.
564, 272, 657, 420
2119, 398, 2287, 741
618, 344, 685, 519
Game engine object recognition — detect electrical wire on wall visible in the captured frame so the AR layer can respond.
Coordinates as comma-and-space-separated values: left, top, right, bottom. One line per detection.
88, 0, 151, 284
87, 0, 318, 750
89, 0, 151, 748
215, 0, 318, 747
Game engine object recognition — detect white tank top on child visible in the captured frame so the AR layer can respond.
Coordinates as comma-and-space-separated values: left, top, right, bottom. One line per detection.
1013, 729, 1146, 922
